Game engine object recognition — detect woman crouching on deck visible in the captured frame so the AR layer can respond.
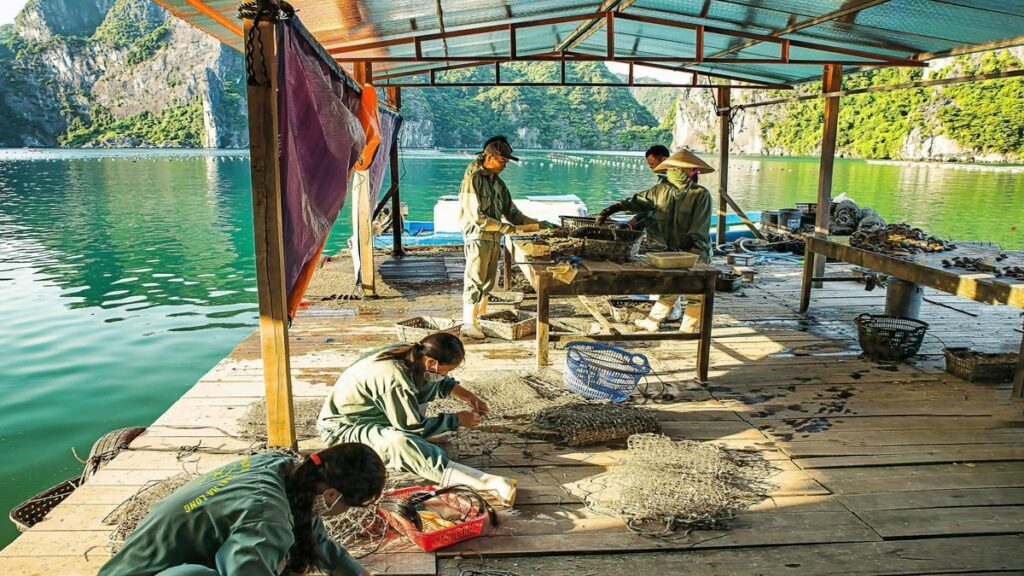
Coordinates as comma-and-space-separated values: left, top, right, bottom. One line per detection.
99, 444, 385, 576
317, 332, 517, 507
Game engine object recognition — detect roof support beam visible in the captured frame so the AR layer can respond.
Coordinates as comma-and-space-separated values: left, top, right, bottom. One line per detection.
813, 64, 843, 286
687, 0, 895, 62
326, 8, 922, 68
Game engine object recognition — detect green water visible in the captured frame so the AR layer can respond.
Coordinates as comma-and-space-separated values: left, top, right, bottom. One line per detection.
0, 148, 1021, 547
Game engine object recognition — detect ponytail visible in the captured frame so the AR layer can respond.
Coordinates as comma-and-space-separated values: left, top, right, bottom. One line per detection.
285, 444, 385, 574
375, 333, 465, 381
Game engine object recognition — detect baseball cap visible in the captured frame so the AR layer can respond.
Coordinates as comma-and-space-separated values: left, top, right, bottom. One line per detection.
483, 140, 519, 162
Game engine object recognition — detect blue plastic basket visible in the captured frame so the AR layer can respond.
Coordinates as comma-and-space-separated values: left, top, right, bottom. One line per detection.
564, 342, 652, 402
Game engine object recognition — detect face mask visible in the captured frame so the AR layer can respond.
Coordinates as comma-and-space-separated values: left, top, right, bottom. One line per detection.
666, 168, 688, 188
424, 372, 445, 383
312, 493, 343, 516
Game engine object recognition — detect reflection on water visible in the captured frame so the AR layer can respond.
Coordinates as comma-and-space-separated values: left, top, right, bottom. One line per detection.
0, 148, 1021, 547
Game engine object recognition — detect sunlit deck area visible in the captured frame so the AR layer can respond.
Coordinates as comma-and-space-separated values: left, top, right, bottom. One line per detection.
4, 250, 1023, 575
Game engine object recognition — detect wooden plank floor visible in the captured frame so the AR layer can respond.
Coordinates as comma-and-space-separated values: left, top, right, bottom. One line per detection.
3, 254, 1023, 575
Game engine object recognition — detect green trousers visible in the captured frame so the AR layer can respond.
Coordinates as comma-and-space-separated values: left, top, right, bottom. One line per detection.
463, 239, 501, 305
329, 424, 451, 483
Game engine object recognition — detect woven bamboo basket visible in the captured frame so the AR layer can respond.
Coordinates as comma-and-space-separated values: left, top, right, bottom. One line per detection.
478, 310, 537, 340
395, 317, 462, 341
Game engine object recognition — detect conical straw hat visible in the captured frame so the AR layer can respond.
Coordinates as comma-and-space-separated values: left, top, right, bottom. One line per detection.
654, 149, 714, 174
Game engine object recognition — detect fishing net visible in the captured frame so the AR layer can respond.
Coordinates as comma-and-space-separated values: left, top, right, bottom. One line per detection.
237, 397, 326, 441
104, 472, 196, 553
830, 199, 860, 235
580, 434, 776, 537
425, 370, 574, 425
528, 403, 661, 446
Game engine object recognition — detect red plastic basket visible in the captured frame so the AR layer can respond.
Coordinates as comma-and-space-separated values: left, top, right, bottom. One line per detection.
377, 485, 489, 551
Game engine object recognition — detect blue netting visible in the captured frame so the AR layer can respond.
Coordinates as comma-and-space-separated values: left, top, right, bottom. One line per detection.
564, 342, 651, 403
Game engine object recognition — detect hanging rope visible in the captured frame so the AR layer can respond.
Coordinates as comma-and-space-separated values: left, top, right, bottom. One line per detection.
237, 0, 294, 87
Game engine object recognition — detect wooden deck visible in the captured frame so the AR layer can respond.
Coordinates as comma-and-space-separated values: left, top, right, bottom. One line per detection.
3, 254, 1024, 575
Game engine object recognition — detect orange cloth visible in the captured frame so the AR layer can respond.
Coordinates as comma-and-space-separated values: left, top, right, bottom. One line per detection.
353, 84, 381, 171
287, 240, 326, 320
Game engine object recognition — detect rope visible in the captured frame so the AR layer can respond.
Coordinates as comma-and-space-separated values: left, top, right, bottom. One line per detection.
237, 0, 293, 87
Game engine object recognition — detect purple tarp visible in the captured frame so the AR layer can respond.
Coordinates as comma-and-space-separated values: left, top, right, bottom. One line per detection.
279, 22, 365, 296
368, 106, 403, 200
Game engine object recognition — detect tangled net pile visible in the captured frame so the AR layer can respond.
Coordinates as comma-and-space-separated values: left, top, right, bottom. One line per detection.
583, 434, 776, 536
529, 403, 661, 446
322, 472, 420, 558
237, 397, 325, 441
426, 371, 574, 424
851, 223, 955, 256
104, 472, 196, 553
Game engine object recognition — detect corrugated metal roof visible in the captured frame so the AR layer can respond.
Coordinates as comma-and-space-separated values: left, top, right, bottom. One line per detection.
153, 0, 1024, 86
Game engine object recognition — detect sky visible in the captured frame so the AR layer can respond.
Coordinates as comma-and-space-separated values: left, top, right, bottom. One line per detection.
1, 0, 29, 25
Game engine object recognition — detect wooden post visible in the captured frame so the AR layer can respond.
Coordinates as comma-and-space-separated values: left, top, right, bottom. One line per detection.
535, 274, 551, 368
800, 241, 815, 313
697, 283, 715, 383
387, 86, 404, 258
814, 64, 842, 288
716, 86, 730, 246
1013, 327, 1024, 401
353, 62, 376, 296
243, 14, 296, 449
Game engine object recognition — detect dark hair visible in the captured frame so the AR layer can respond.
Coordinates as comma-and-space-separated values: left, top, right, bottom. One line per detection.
645, 145, 670, 158
376, 333, 465, 383
285, 444, 386, 574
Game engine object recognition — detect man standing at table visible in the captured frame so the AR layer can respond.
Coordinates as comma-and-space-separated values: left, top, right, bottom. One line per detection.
595, 149, 714, 333
458, 138, 541, 339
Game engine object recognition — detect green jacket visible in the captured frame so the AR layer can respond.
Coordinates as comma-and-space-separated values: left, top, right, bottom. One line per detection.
612, 180, 712, 260
99, 452, 363, 576
458, 158, 536, 241
318, 350, 460, 442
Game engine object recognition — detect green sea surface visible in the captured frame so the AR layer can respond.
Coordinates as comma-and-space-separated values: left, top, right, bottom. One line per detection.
0, 148, 1021, 547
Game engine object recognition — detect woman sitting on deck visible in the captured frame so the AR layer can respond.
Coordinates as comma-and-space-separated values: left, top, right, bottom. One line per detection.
99, 444, 386, 576
317, 333, 517, 507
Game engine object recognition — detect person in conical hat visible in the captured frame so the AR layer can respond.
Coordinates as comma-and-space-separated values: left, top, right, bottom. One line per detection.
595, 148, 714, 334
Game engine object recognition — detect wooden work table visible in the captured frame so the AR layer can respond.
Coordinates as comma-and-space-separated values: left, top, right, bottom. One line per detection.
507, 240, 720, 380
800, 235, 1024, 399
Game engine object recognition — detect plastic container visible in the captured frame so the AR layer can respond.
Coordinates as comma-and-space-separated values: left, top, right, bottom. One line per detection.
570, 227, 644, 263
778, 208, 804, 232
855, 313, 928, 362
716, 272, 743, 292
395, 317, 462, 341
378, 485, 488, 552
645, 252, 699, 269
560, 215, 625, 231
564, 341, 651, 402
943, 348, 1018, 383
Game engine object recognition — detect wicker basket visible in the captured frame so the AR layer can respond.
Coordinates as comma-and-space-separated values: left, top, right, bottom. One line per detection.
608, 298, 654, 323
560, 215, 625, 231
395, 317, 462, 341
478, 310, 537, 340
9, 477, 82, 532
943, 347, 1018, 383
570, 227, 643, 262
487, 291, 525, 308
855, 313, 929, 362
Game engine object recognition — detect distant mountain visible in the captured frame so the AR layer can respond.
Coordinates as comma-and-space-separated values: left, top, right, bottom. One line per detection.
0, 0, 246, 147
666, 48, 1024, 163
399, 62, 672, 150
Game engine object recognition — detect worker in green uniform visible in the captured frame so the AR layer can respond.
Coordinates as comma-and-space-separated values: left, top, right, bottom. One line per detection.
458, 137, 546, 339
99, 444, 386, 576
596, 149, 714, 333
318, 332, 517, 506
627, 144, 672, 230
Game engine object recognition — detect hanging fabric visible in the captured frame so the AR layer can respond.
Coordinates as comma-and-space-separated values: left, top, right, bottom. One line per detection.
349, 85, 384, 289
369, 107, 403, 203
278, 19, 365, 318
